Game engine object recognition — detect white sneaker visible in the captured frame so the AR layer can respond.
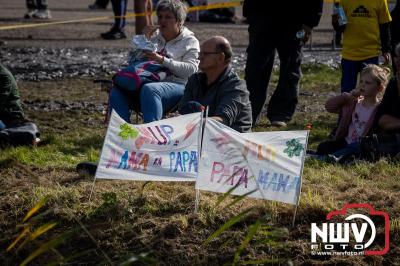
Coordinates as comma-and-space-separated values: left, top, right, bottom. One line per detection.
270, 121, 287, 127
24, 9, 38, 19
33, 9, 51, 19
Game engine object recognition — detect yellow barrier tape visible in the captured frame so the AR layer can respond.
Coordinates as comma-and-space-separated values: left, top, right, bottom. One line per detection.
0, 1, 242, 31
0, 16, 113, 31
188, 1, 241, 11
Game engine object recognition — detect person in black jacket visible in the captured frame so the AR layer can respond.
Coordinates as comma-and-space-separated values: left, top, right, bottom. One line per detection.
376, 43, 400, 133
243, 0, 323, 127
391, 0, 400, 73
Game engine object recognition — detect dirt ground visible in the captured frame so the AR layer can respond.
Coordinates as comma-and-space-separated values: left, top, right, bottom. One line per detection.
0, 0, 337, 49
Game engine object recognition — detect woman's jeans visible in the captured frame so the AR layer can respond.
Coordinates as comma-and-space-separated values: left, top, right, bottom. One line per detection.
109, 82, 185, 123
317, 138, 360, 159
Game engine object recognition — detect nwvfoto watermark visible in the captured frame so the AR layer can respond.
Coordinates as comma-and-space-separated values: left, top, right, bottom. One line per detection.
310, 203, 390, 256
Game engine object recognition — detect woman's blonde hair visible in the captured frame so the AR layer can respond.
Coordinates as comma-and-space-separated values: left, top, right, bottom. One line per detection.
360, 64, 391, 88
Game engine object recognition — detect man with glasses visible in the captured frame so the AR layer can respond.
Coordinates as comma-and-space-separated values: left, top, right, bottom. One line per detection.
178, 36, 252, 133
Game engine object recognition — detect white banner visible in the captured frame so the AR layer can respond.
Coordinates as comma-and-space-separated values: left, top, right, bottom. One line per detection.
95, 111, 202, 181
196, 119, 308, 205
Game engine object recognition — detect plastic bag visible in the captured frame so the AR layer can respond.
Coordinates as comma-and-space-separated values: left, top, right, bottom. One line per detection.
131, 35, 157, 52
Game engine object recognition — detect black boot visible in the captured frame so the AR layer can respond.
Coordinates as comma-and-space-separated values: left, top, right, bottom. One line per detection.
76, 162, 98, 176
100, 27, 126, 40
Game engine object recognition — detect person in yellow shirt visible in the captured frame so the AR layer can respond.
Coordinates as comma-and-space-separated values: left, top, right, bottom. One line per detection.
333, 0, 392, 93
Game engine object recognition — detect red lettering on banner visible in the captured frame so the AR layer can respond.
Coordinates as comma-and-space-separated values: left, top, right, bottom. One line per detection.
210, 162, 248, 188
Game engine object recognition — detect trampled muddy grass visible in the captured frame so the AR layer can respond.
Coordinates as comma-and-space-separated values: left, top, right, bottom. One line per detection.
1, 66, 399, 265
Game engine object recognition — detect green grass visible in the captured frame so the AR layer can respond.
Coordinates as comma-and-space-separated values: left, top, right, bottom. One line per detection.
301, 64, 341, 90
1, 66, 399, 265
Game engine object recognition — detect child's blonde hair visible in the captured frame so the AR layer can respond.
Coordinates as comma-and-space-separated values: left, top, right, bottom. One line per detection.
360, 64, 391, 89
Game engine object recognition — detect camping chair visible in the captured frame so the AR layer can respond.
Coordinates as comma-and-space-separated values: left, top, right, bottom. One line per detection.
94, 79, 142, 124
94, 79, 179, 125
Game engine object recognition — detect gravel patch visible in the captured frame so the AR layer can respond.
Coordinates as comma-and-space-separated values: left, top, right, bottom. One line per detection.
1, 46, 341, 81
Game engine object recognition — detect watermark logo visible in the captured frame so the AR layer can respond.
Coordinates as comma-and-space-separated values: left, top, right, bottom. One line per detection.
310, 203, 390, 256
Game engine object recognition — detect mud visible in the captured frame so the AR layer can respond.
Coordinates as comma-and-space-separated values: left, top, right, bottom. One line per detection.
1, 46, 340, 82
22, 99, 105, 112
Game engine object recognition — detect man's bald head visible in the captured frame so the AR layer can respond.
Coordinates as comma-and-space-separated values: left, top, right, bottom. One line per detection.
204, 36, 233, 63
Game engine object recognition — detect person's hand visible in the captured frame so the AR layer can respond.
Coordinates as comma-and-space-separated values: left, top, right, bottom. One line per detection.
164, 111, 180, 119
143, 25, 158, 40
381, 52, 391, 65
143, 51, 164, 64
350, 87, 361, 98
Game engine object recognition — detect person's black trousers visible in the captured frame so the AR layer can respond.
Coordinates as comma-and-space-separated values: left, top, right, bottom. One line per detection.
95, 0, 110, 8
111, 0, 128, 30
26, 0, 48, 10
245, 21, 302, 125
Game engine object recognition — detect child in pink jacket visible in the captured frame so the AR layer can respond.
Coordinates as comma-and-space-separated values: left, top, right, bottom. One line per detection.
316, 64, 391, 162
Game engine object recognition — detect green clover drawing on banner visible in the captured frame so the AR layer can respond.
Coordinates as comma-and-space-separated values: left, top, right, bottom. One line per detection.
118, 123, 139, 140
283, 139, 304, 158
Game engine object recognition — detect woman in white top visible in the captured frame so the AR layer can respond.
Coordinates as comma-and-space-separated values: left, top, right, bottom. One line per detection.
109, 0, 200, 123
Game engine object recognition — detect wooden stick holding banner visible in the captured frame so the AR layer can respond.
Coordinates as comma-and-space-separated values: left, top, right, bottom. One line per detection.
194, 107, 209, 213
194, 189, 200, 213
88, 132, 109, 203
292, 130, 310, 228
88, 139, 109, 203
88, 177, 97, 203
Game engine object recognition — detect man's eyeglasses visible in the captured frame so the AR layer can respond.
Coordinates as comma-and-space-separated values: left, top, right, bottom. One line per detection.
199, 51, 221, 57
